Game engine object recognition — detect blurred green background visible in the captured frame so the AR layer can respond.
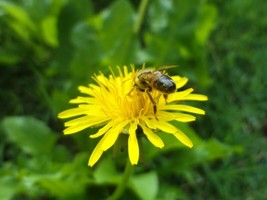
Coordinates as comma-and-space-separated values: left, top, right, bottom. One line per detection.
1, 0, 266, 199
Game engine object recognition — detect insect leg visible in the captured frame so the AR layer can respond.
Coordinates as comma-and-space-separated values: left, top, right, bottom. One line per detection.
145, 89, 158, 120
163, 94, 168, 102
127, 85, 135, 95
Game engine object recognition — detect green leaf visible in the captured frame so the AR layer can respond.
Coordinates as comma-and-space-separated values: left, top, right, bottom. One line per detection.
93, 157, 119, 184
130, 171, 158, 200
196, 138, 243, 161
0, 1, 36, 32
195, 4, 217, 45
2, 116, 57, 156
160, 139, 242, 173
93, 0, 140, 66
70, 22, 101, 75
0, 1, 36, 43
157, 184, 188, 200
41, 16, 58, 47
0, 169, 18, 200
38, 0, 69, 47
37, 153, 91, 198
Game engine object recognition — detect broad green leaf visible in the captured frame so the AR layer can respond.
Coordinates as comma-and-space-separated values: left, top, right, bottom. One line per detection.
93, 157, 119, 184
160, 139, 242, 173
130, 171, 158, 200
93, 0, 140, 66
2, 116, 57, 156
195, 4, 217, 45
0, 1, 36, 32
0, 2, 36, 43
5, 17, 32, 43
38, 175, 84, 198
196, 138, 243, 160
157, 184, 188, 200
70, 22, 101, 75
33, 153, 90, 198
0, 166, 41, 200
0, 170, 18, 200
41, 16, 58, 47
38, 0, 72, 47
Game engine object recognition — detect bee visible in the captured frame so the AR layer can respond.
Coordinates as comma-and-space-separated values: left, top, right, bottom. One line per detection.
132, 66, 177, 118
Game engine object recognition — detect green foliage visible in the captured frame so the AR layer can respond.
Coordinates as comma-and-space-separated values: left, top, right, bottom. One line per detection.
144, 0, 217, 87
1, 0, 267, 199
1, 116, 92, 199
3, 117, 57, 155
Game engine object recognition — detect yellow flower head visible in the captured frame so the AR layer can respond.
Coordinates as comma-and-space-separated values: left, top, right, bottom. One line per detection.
58, 65, 208, 166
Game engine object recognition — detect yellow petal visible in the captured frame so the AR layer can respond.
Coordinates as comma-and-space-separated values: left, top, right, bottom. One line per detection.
171, 76, 182, 83
172, 128, 193, 148
141, 116, 157, 129
175, 77, 188, 89
78, 85, 94, 95
100, 120, 130, 151
182, 94, 208, 101
128, 120, 139, 165
162, 104, 205, 115
69, 96, 96, 104
172, 113, 196, 122
123, 65, 129, 76
156, 111, 196, 122
77, 104, 103, 114
155, 121, 193, 148
167, 88, 194, 103
155, 121, 177, 134
64, 115, 105, 127
58, 107, 86, 118
88, 139, 104, 167
63, 117, 108, 134
90, 119, 121, 138
140, 122, 164, 148
156, 111, 176, 121
63, 125, 88, 135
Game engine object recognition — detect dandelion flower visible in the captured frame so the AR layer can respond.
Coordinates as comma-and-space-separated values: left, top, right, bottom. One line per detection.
58, 65, 208, 166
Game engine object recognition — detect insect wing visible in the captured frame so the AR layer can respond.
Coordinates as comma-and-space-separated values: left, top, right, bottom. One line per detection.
156, 65, 177, 72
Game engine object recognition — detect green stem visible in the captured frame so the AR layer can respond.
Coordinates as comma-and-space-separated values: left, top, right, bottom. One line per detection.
133, 0, 150, 34
108, 159, 134, 200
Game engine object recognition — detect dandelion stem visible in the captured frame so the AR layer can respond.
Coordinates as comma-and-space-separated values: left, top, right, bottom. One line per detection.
133, 0, 150, 34
108, 159, 134, 200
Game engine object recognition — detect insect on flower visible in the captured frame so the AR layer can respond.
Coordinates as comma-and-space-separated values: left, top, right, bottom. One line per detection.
58, 65, 208, 166
130, 66, 177, 118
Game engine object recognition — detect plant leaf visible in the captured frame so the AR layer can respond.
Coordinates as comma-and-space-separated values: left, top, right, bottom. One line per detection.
2, 116, 57, 156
